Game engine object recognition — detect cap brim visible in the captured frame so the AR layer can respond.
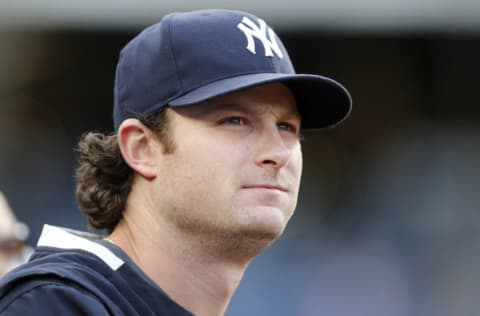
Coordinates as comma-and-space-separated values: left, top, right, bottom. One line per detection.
168, 73, 352, 130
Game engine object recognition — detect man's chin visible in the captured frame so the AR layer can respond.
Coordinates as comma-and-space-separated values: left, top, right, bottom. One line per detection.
240, 205, 291, 236
219, 226, 283, 261
190, 218, 288, 263
236, 217, 287, 245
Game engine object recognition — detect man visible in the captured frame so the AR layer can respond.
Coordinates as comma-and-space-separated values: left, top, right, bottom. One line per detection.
0, 9, 351, 316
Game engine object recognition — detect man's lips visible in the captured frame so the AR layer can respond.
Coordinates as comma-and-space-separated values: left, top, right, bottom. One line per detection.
242, 184, 288, 192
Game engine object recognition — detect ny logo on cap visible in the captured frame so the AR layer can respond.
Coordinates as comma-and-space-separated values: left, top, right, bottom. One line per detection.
237, 16, 284, 59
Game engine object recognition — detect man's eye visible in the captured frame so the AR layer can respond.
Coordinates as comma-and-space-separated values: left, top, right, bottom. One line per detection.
223, 117, 248, 125
278, 122, 296, 133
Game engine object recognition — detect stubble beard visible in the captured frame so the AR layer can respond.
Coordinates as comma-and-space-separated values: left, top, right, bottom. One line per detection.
167, 204, 287, 264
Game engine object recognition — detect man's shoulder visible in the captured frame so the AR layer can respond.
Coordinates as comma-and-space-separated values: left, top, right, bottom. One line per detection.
0, 225, 126, 315
0, 248, 118, 315
0, 244, 116, 289
0, 229, 123, 295
0, 271, 113, 315
0, 225, 194, 316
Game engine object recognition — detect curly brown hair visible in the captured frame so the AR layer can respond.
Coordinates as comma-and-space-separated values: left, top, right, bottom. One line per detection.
75, 109, 174, 233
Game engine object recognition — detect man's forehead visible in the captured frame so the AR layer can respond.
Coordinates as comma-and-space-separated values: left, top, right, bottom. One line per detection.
206, 102, 300, 119
173, 83, 300, 119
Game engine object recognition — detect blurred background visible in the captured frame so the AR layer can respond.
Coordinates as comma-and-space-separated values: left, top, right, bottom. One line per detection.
1, 1, 479, 315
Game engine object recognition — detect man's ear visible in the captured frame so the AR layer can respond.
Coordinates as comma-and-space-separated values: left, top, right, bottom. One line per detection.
117, 118, 158, 180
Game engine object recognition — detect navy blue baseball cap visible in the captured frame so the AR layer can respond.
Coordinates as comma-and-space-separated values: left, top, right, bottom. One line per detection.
114, 9, 352, 131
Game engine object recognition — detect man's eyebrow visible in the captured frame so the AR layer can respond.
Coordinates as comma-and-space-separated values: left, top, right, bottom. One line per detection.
208, 102, 301, 120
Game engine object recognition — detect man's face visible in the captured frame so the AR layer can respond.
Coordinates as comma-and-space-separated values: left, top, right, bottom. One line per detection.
153, 83, 303, 246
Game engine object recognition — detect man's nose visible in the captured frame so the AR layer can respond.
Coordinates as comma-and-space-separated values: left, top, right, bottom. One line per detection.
254, 127, 291, 169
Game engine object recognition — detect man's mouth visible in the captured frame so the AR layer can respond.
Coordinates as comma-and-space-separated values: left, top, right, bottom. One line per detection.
242, 184, 288, 192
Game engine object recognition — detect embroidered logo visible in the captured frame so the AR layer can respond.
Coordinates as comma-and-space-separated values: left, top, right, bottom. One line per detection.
237, 16, 284, 59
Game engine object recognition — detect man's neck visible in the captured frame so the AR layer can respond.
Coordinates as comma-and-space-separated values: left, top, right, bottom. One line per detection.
109, 216, 258, 316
